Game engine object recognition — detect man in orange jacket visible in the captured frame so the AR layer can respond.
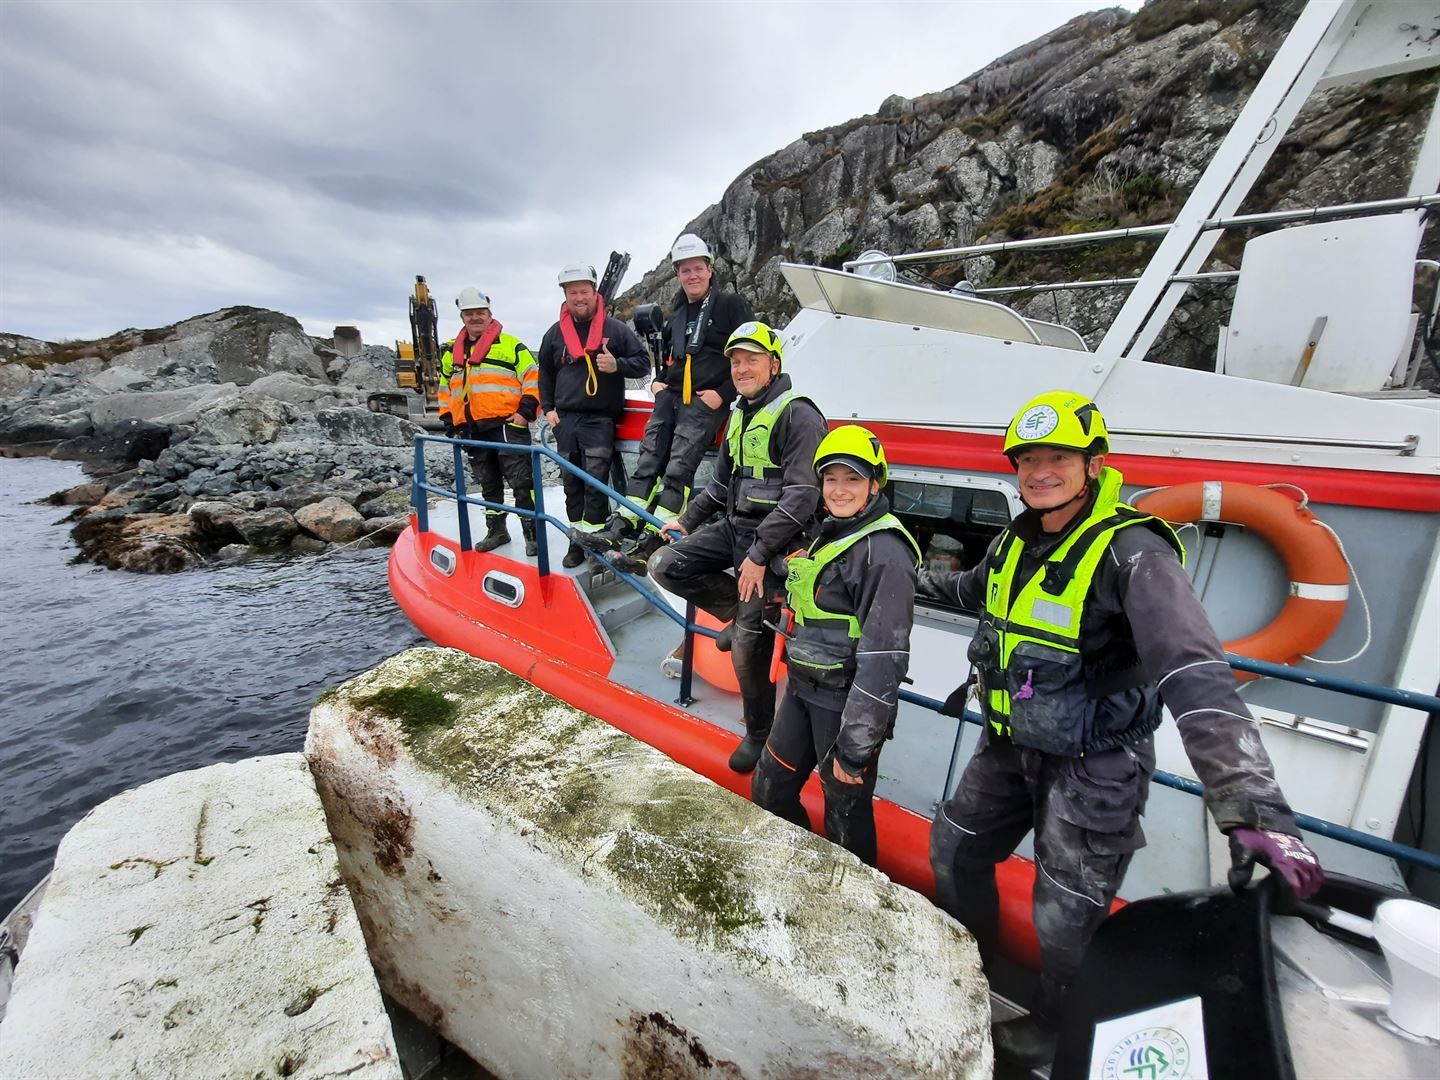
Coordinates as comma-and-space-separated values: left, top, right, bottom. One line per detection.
444, 287, 541, 556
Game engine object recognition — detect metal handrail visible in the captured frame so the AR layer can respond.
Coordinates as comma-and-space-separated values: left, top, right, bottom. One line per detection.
408, 432, 1439, 874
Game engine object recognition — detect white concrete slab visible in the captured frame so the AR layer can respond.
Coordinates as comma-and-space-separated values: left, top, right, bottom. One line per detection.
0, 753, 401, 1080
307, 646, 991, 1079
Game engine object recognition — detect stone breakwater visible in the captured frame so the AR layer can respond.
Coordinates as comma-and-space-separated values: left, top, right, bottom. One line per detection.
0, 307, 470, 572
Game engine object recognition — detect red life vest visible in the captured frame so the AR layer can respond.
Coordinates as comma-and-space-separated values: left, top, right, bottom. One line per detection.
558, 299, 606, 397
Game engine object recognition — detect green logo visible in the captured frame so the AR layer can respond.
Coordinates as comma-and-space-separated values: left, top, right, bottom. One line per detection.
1102, 1027, 1192, 1080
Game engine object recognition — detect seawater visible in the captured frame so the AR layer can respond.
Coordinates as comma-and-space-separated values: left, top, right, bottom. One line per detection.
0, 456, 424, 914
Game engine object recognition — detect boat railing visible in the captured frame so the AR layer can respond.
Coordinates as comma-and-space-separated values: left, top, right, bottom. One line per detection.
842, 193, 1440, 277
409, 432, 1440, 876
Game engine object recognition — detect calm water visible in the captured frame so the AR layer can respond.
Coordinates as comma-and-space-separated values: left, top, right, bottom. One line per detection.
0, 456, 424, 914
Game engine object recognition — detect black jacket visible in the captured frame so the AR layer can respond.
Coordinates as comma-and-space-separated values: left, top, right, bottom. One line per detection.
658, 288, 752, 402
537, 316, 650, 418
920, 502, 1300, 836
678, 372, 827, 567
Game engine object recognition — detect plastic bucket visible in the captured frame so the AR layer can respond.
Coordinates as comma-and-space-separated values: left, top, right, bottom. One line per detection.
1373, 898, 1440, 1039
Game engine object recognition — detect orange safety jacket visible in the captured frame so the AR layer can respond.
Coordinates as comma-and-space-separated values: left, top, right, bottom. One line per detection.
446, 325, 539, 426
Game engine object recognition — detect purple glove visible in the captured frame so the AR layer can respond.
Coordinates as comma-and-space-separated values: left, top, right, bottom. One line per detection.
1228, 827, 1324, 900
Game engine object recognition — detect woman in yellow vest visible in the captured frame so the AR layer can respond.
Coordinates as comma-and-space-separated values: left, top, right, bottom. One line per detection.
749, 426, 920, 867
922, 390, 1322, 1068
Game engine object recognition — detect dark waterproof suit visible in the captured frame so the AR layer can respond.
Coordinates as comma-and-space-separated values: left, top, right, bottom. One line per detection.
623, 287, 752, 523
922, 468, 1302, 1023
750, 495, 919, 865
537, 316, 650, 531
649, 373, 827, 742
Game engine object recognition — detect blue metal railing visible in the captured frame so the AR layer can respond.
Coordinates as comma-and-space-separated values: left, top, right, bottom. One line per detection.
409, 432, 1440, 874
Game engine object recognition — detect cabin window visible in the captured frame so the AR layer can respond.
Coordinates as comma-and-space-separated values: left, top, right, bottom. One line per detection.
886, 472, 1021, 614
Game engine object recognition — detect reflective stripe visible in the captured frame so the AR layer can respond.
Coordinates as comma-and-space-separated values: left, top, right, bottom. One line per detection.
1202, 480, 1223, 521
1291, 582, 1349, 601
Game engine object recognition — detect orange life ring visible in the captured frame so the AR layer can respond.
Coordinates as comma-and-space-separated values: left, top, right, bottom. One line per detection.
1134, 481, 1348, 676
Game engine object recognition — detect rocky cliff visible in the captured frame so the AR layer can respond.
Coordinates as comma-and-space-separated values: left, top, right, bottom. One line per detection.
620, 0, 1438, 375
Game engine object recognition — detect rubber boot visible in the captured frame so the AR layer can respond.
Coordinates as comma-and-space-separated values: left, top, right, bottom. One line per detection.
609, 531, 662, 576
990, 1014, 1058, 1069
729, 697, 771, 774
562, 541, 587, 569
728, 735, 766, 774
573, 514, 634, 553
475, 517, 510, 553
523, 519, 538, 558
714, 622, 735, 653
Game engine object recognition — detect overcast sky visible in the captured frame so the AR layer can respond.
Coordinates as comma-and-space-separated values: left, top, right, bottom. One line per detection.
0, 0, 1137, 350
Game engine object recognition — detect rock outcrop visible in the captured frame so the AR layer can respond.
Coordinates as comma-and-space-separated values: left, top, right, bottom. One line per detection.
3, 306, 459, 570
619, 0, 1437, 379
307, 647, 992, 1078
0, 754, 401, 1080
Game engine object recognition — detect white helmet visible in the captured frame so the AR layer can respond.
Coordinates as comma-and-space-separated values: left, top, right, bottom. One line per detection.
670, 233, 712, 265
455, 286, 491, 311
557, 263, 598, 288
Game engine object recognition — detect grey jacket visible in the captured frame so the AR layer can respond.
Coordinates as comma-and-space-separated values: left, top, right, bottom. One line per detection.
921, 516, 1300, 836
678, 373, 827, 567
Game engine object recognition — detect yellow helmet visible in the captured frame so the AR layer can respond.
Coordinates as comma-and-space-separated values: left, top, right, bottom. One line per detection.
725, 320, 784, 362
1003, 390, 1109, 463
814, 425, 888, 485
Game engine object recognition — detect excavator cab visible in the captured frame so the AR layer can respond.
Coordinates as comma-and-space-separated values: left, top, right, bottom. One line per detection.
369, 275, 445, 428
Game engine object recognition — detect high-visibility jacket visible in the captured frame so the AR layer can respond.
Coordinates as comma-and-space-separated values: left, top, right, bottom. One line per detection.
970, 467, 1183, 756
723, 387, 815, 519
438, 342, 457, 425
447, 332, 538, 426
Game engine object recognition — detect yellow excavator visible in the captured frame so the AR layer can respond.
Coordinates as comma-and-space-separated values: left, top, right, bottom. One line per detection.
366, 275, 445, 428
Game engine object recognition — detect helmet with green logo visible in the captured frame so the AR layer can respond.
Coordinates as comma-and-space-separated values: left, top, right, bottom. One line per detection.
724, 320, 784, 362
1002, 390, 1109, 464
814, 425, 888, 485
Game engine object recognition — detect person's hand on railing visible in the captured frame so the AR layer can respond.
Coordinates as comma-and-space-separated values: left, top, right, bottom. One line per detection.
659, 521, 688, 543
1227, 827, 1324, 903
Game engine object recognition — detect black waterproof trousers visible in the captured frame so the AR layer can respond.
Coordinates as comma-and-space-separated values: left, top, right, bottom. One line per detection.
464, 419, 535, 537
625, 391, 728, 518
649, 519, 781, 738
554, 414, 615, 530
929, 730, 1154, 1022
750, 688, 881, 866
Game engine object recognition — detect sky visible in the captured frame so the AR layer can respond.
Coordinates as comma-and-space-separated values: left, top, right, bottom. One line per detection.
0, 0, 1139, 351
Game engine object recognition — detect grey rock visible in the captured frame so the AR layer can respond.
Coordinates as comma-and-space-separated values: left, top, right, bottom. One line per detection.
290, 534, 329, 554
0, 362, 36, 397
191, 394, 293, 445
314, 408, 421, 448
234, 507, 299, 547
358, 488, 412, 519
215, 543, 254, 560
89, 385, 227, 426
0, 405, 92, 444
0, 333, 55, 361
89, 366, 153, 393
188, 501, 246, 542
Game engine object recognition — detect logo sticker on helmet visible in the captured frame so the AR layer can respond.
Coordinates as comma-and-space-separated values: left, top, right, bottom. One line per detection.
1016, 404, 1059, 441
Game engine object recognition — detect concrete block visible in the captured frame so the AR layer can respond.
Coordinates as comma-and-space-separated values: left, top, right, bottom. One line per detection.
0, 754, 401, 1080
307, 647, 991, 1079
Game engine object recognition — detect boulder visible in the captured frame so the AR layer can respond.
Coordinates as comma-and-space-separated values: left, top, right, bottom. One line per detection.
307, 648, 991, 1079
45, 482, 109, 507
0, 362, 36, 397
187, 500, 247, 543
296, 497, 365, 543
234, 507, 299, 547
0, 405, 92, 445
336, 359, 393, 392
315, 408, 421, 448
191, 394, 292, 445
70, 512, 203, 573
50, 420, 171, 464
358, 488, 412, 519
291, 534, 329, 554
0, 754, 401, 1080
88, 385, 224, 426
88, 366, 153, 393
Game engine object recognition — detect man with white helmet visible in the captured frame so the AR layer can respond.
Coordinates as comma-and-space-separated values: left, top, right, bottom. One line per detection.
577, 233, 752, 568
537, 263, 651, 568
443, 287, 541, 555
649, 321, 828, 774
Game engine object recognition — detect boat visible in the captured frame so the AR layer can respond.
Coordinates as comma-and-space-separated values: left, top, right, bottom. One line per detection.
387, 0, 1440, 1071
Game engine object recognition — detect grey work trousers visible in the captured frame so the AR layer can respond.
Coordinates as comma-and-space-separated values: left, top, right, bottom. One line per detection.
626, 390, 728, 516
929, 730, 1154, 1022
649, 518, 781, 738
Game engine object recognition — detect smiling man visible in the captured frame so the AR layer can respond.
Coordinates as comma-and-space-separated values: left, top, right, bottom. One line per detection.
578, 233, 752, 567
919, 390, 1322, 1069
648, 322, 828, 773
